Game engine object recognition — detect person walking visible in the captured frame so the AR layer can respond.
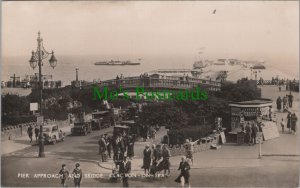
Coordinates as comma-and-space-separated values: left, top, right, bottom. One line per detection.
127, 135, 134, 159
98, 135, 108, 162
283, 96, 288, 112
276, 96, 282, 112
27, 125, 33, 143
175, 156, 191, 188
287, 112, 292, 133
113, 149, 124, 170
149, 126, 156, 142
72, 163, 82, 188
106, 135, 112, 158
291, 113, 298, 135
34, 125, 39, 143
120, 155, 131, 187
58, 164, 69, 187
280, 118, 286, 133
251, 122, 258, 145
288, 92, 294, 108
142, 144, 152, 175
161, 144, 171, 176
150, 144, 158, 176
184, 138, 199, 165
245, 123, 252, 146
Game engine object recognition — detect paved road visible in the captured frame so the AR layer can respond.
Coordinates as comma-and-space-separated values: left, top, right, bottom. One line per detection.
1, 126, 111, 187
1, 86, 299, 187
1, 126, 166, 187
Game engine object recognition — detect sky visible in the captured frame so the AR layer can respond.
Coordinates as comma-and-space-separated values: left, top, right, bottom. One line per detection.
2, 1, 299, 66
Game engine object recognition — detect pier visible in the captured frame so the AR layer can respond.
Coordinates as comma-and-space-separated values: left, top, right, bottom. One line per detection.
75, 76, 221, 91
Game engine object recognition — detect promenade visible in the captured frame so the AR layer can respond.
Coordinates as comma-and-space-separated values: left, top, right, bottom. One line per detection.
1, 85, 299, 187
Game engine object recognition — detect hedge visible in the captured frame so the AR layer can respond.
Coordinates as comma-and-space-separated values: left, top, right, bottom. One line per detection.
2, 115, 36, 126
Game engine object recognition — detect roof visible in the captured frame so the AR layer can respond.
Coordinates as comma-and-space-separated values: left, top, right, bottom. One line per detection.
92, 111, 109, 115
229, 98, 273, 108
252, 64, 266, 69
43, 124, 57, 128
121, 120, 136, 124
114, 125, 129, 129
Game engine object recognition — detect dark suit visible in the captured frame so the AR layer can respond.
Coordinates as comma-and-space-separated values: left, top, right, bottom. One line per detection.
175, 161, 190, 184
120, 160, 131, 187
113, 152, 124, 169
251, 124, 258, 144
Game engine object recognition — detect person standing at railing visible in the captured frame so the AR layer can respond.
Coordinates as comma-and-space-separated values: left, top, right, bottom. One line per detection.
288, 92, 293, 108
120, 74, 124, 85
116, 75, 120, 88
186, 75, 189, 85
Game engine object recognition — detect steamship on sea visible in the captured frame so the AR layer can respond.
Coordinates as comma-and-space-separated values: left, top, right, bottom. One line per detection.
94, 60, 141, 66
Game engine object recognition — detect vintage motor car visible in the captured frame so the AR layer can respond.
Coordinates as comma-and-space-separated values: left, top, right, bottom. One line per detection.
91, 111, 113, 130
71, 122, 92, 136
42, 124, 65, 144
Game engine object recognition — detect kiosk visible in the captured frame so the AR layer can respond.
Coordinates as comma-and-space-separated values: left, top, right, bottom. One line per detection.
228, 98, 278, 143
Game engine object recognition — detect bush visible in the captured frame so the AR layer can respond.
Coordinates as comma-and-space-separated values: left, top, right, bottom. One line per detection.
168, 124, 212, 145
2, 115, 36, 126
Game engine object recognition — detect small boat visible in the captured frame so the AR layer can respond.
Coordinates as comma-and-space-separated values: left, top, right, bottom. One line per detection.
94, 60, 141, 66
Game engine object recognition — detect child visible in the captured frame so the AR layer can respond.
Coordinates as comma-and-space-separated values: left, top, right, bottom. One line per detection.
58, 164, 69, 187
72, 163, 82, 188
150, 161, 157, 177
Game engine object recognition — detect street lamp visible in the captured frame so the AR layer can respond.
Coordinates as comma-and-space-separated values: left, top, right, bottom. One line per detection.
29, 31, 57, 157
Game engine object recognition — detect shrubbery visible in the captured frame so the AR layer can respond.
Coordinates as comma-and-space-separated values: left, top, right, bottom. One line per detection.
2, 115, 36, 126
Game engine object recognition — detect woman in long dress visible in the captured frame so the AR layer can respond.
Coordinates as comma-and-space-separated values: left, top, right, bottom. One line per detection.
276, 96, 282, 111
291, 113, 298, 135
127, 135, 134, 159
175, 156, 191, 188
287, 112, 292, 133
142, 145, 152, 175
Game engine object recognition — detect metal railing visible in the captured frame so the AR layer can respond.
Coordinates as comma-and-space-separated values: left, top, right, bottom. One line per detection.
81, 76, 221, 90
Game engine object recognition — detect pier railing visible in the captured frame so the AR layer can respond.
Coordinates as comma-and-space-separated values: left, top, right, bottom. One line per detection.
80, 76, 221, 91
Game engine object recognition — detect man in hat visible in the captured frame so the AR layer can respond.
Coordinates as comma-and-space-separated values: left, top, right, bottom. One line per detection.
34, 125, 39, 143
27, 125, 33, 143
127, 135, 135, 159
72, 163, 82, 188
58, 164, 69, 187
288, 92, 294, 108
120, 155, 131, 187
98, 134, 108, 162
105, 134, 112, 158
245, 123, 252, 146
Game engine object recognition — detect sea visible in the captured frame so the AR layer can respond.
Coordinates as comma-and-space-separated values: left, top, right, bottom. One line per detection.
2, 55, 299, 87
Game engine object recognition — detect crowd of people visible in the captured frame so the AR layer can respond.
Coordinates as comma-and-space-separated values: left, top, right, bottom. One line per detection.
142, 144, 171, 177
27, 125, 40, 143
98, 133, 135, 163
276, 92, 294, 112
258, 77, 299, 91
281, 112, 298, 135
243, 122, 260, 146
276, 92, 298, 134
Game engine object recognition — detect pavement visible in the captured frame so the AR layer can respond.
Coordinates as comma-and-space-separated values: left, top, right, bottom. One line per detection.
1, 124, 73, 155
1, 85, 299, 187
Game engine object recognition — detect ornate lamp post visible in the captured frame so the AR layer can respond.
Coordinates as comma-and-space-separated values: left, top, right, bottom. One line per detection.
29, 31, 57, 157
